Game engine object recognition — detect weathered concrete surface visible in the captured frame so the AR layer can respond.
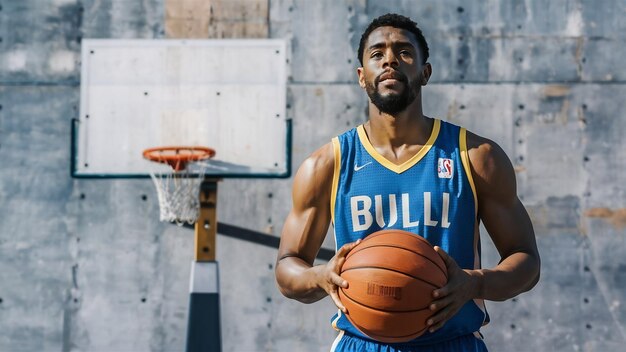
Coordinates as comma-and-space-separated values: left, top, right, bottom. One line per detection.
0, 86, 76, 351
1, 1, 626, 352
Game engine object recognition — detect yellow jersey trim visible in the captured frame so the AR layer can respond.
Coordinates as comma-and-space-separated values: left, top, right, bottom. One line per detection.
356, 119, 441, 174
460, 128, 478, 216
331, 137, 341, 225
331, 309, 342, 331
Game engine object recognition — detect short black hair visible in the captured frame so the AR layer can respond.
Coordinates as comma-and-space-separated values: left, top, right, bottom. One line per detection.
358, 13, 429, 66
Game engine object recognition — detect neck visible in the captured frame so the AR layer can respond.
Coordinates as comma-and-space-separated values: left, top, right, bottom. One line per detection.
365, 95, 432, 148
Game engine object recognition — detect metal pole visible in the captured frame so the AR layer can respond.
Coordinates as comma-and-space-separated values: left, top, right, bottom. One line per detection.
186, 179, 221, 352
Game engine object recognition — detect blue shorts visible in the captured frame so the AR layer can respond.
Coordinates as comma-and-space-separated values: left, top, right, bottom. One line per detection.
331, 332, 488, 352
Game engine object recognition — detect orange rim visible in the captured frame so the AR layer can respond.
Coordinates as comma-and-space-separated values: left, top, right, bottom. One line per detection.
143, 146, 216, 172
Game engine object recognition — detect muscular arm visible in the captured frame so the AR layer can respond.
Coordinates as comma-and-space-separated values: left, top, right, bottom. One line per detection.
275, 143, 357, 307
428, 132, 541, 331
467, 132, 541, 300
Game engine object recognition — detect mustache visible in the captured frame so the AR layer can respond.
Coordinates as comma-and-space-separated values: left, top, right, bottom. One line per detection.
375, 70, 409, 86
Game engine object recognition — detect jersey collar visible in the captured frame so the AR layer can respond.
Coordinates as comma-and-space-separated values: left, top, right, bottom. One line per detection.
356, 119, 441, 174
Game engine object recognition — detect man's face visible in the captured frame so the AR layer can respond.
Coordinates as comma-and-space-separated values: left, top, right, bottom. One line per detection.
358, 26, 430, 114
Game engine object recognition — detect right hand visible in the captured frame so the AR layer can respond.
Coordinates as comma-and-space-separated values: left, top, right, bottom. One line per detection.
317, 239, 361, 313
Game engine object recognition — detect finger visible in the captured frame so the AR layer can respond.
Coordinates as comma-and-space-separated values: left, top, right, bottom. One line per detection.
336, 239, 362, 258
426, 305, 454, 332
333, 256, 347, 272
336, 243, 352, 257
329, 289, 347, 313
330, 272, 348, 288
428, 318, 447, 333
432, 284, 450, 299
434, 246, 452, 264
434, 246, 459, 279
429, 296, 453, 312
350, 238, 362, 248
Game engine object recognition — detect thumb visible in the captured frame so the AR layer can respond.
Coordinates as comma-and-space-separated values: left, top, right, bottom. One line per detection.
434, 246, 455, 267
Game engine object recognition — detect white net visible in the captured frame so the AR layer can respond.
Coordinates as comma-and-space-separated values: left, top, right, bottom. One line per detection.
149, 165, 207, 225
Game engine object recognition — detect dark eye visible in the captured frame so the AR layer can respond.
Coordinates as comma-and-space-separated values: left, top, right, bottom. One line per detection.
371, 51, 383, 59
400, 50, 412, 57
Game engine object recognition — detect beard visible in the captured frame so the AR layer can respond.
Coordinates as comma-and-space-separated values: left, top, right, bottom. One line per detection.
365, 71, 419, 114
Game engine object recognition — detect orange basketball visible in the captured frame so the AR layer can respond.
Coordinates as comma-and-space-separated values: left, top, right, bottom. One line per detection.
338, 229, 448, 343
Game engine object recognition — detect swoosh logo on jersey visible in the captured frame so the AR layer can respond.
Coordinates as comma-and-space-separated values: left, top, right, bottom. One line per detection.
354, 161, 372, 171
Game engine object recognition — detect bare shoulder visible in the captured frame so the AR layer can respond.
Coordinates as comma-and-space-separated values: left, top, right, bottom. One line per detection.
465, 130, 516, 203
292, 142, 336, 209
295, 142, 335, 186
298, 142, 335, 175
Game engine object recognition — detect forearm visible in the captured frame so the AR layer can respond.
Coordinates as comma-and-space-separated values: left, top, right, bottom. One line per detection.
275, 257, 326, 303
470, 251, 540, 301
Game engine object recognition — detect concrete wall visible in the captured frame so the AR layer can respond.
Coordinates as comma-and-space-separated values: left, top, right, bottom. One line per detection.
1, 0, 625, 351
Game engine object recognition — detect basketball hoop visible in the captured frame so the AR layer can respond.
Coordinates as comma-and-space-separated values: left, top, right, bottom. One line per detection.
143, 146, 216, 224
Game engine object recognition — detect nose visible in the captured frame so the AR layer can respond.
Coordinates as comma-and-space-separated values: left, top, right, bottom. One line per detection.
382, 49, 399, 69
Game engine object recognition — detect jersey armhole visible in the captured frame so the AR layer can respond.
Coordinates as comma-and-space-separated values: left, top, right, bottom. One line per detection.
330, 137, 341, 226
460, 128, 478, 217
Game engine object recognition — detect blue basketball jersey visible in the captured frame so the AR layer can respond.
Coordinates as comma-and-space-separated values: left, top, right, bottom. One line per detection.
330, 119, 488, 346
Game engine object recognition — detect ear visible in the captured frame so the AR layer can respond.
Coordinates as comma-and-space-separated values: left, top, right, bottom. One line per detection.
421, 63, 432, 86
357, 67, 366, 89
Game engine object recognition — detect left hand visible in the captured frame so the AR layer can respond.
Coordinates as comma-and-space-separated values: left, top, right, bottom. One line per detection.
427, 246, 480, 333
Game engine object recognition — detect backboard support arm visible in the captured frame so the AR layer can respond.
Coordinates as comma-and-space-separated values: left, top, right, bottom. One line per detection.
195, 179, 219, 261
187, 178, 222, 352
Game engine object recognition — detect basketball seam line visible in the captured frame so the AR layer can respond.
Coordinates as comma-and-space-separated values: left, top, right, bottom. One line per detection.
346, 232, 446, 274
340, 285, 433, 313
342, 266, 442, 289
349, 232, 433, 256
358, 230, 433, 248
346, 244, 447, 278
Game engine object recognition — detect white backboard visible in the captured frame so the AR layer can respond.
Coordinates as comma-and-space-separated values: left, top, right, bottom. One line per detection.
73, 39, 290, 178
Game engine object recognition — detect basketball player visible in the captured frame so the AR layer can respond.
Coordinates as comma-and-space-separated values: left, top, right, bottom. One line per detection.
275, 13, 540, 351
